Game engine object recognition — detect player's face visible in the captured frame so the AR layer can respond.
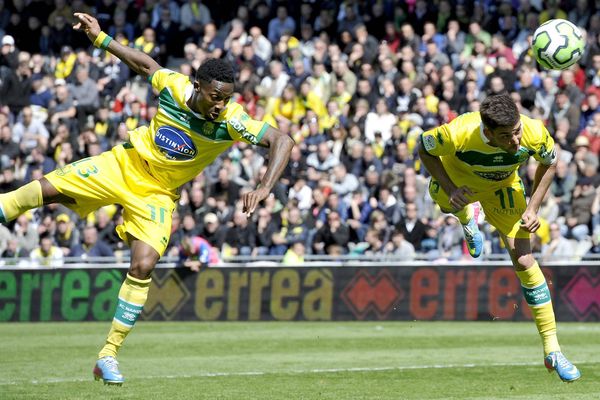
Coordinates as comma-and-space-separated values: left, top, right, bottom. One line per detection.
487, 121, 522, 154
192, 79, 234, 120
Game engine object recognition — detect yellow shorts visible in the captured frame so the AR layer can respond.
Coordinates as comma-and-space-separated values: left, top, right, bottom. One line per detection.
428, 178, 530, 239
45, 143, 177, 256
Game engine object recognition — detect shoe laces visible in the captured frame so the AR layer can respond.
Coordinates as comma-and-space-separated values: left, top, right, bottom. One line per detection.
103, 357, 120, 373
555, 352, 571, 370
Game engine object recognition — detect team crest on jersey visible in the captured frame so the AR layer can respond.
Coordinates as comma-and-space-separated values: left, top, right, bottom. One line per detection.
154, 126, 197, 160
423, 134, 436, 151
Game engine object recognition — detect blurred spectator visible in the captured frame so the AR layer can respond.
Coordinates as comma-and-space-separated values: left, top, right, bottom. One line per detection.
70, 67, 99, 129
268, 5, 296, 44
271, 206, 308, 255
30, 232, 64, 267
282, 240, 305, 265
0, 124, 20, 169
385, 230, 416, 260
565, 177, 596, 241
199, 212, 227, 250
71, 226, 114, 258
13, 214, 39, 254
180, 0, 212, 33
396, 202, 429, 251
179, 235, 220, 271
542, 222, 576, 262
223, 210, 256, 256
313, 210, 350, 255
53, 213, 79, 257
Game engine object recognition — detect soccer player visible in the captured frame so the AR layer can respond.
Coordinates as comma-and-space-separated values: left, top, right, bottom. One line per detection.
418, 93, 580, 382
0, 13, 294, 385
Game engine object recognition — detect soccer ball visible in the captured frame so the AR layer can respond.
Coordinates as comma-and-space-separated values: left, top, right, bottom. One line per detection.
532, 19, 584, 70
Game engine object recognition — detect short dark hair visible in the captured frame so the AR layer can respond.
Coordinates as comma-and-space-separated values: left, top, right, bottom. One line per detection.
196, 58, 235, 84
480, 93, 519, 130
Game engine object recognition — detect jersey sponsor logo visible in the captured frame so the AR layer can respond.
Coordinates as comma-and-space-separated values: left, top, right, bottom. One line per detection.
423, 134, 436, 151
473, 170, 514, 181
230, 117, 259, 145
154, 126, 197, 160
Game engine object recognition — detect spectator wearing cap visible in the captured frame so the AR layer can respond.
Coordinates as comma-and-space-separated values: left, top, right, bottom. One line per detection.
0, 34, 17, 69
54, 213, 79, 257
54, 45, 76, 80
573, 136, 600, 184
199, 212, 227, 250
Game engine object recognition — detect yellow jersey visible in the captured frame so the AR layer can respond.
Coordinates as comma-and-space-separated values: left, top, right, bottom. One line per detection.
421, 112, 557, 191
129, 69, 269, 192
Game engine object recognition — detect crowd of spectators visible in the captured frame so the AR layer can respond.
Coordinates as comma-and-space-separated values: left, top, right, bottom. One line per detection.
0, 0, 599, 267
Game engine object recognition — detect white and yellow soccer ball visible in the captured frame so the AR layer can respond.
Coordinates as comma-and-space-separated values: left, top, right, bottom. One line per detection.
532, 19, 585, 70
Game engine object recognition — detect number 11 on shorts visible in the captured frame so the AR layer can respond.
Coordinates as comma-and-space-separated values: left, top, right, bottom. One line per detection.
146, 204, 167, 224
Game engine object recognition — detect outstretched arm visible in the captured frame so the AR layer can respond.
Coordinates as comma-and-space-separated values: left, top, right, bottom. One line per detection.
418, 143, 473, 210
520, 162, 556, 233
242, 127, 295, 216
73, 13, 161, 79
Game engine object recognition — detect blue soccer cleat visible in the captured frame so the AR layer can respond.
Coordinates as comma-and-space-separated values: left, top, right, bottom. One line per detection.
93, 356, 125, 385
544, 351, 581, 382
462, 204, 483, 258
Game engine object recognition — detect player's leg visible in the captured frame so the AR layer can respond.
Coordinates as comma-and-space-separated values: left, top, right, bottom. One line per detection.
500, 234, 580, 382
94, 171, 175, 385
94, 236, 158, 386
0, 177, 76, 223
480, 181, 579, 382
428, 179, 483, 257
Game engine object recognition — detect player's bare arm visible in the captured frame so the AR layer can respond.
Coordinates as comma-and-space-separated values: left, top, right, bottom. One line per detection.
418, 142, 472, 210
521, 161, 557, 233
242, 127, 294, 216
73, 12, 160, 79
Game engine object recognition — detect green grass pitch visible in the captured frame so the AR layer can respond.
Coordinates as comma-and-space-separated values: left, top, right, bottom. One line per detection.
1, 322, 599, 399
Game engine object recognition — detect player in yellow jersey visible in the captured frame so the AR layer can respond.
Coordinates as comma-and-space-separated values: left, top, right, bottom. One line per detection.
418, 93, 580, 382
0, 13, 294, 385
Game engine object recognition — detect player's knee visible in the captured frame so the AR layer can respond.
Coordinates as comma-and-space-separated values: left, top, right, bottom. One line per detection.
515, 253, 536, 269
129, 256, 156, 279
